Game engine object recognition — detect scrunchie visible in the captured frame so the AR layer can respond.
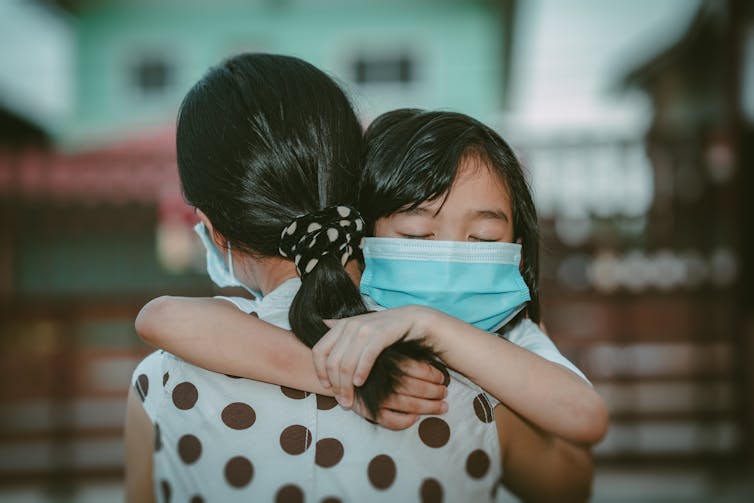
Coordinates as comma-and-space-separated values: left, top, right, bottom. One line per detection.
279, 205, 365, 278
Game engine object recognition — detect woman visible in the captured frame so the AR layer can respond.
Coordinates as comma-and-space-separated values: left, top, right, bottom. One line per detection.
126, 53, 591, 503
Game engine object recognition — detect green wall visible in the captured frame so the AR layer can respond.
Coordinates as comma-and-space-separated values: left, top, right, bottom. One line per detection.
17, 231, 208, 296
61, 0, 507, 146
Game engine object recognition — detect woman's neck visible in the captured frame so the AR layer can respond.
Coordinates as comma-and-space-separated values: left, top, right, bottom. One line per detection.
242, 257, 295, 296
253, 257, 363, 296
252, 258, 361, 295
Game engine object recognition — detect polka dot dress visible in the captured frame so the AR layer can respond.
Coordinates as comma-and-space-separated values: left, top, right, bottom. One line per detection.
132, 279, 503, 502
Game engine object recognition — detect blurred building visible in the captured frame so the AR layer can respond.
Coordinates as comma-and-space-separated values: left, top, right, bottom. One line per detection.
520, 0, 753, 471
47, 0, 516, 147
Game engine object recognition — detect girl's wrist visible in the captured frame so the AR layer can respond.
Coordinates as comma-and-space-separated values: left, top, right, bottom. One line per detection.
409, 305, 446, 344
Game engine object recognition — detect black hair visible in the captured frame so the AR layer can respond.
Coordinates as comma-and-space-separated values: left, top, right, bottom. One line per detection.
176, 54, 434, 417
361, 109, 541, 327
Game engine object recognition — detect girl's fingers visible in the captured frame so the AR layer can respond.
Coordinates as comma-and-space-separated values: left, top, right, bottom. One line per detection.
352, 341, 385, 387
374, 410, 419, 431
326, 335, 352, 406
350, 398, 418, 431
380, 394, 448, 416
334, 342, 366, 408
312, 321, 346, 388
395, 376, 448, 400
398, 359, 446, 384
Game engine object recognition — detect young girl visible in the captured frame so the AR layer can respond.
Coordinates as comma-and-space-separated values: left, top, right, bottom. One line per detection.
136, 110, 607, 444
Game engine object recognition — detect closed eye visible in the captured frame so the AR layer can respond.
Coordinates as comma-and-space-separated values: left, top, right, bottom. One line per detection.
399, 233, 432, 240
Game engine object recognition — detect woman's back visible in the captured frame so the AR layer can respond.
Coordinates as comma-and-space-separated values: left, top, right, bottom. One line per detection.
132, 279, 502, 502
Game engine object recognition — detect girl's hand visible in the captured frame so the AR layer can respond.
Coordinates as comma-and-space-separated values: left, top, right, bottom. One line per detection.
314, 307, 432, 399
313, 307, 447, 417
349, 359, 449, 430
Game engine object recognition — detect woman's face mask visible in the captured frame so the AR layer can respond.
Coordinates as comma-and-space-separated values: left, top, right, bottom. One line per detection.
193, 222, 263, 300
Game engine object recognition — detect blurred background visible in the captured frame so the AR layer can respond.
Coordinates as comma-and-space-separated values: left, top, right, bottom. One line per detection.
0, 0, 752, 501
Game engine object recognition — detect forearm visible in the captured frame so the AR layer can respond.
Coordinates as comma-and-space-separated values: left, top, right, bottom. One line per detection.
497, 404, 593, 503
419, 309, 607, 444
135, 296, 330, 395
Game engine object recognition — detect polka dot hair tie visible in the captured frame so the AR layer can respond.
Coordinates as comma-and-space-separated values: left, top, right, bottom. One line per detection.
279, 205, 365, 278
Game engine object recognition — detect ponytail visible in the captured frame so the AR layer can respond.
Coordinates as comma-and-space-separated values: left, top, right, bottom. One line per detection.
282, 206, 438, 418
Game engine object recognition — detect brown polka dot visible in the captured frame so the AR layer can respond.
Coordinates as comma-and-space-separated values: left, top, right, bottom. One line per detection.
190, 495, 204, 503
473, 394, 494, 423
136, 374, 149, 400
275, 484, 304, 503
418, 417, 450, 448
420, 478, 443, 503
316, 394, 338, 410
466, 449, 490, 478
154, 422, 162, 451
160, 479, 171, 502
367, 454, 396, 490
279, 425, 312, 455
221, 402, 256, 430
225, 456, 254, 488
178, 434, 202, 464
162, 372, 169, 386
172, 382, 198, 410
281, 386, 310, 399
315, 438, 344, 468
321, 498, 342, 503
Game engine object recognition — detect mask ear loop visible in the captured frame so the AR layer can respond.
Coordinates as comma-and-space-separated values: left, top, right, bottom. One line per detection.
227, 242, 235, 278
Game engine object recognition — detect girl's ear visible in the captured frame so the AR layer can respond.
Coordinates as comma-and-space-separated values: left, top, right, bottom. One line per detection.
196, 208, 227, 250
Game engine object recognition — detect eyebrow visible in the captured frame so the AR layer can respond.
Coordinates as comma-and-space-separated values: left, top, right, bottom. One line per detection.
473, 209, 510, 222
397, 206, 434, 216
396, 206, 509, 222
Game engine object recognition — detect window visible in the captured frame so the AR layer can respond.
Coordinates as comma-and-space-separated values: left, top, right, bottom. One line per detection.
130, 55, 173, 97
353, 54, 415, 85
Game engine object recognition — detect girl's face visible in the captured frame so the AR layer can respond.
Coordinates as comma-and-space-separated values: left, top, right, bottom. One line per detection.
374, 156, 514, 243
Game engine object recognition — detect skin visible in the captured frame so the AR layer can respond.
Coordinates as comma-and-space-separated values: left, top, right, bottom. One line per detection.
124, 387, 155, 503
496, 404, 594, 502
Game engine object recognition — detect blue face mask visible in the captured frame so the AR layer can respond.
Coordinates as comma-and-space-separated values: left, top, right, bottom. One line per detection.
360, 237, 530, 331
193, 222, 263, 299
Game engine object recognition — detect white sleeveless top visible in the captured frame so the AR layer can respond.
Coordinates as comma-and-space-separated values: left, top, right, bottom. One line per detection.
132, 279, 504, 502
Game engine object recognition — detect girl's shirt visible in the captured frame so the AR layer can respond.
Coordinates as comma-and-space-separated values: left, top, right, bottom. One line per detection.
131, 279, 503, 502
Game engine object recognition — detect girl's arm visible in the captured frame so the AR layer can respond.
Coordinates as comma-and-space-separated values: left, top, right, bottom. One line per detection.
136, 296, 327, 392
135, 296, 448, 430
313, 306, 609, 445
496, 403, 593, 503
124, 387, 155, 503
